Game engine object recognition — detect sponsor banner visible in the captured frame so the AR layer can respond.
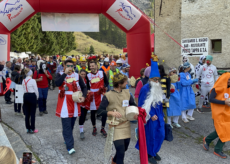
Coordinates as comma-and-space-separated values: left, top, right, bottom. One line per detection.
181, 37, 209, 56
0, 0, 35, 31
0, 34, 8, 61
106, 0, 142, 31
41, 13, 99, 32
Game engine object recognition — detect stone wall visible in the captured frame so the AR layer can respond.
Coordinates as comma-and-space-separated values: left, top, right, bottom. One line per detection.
182, 0, 230, 68
155, 0, 182, 72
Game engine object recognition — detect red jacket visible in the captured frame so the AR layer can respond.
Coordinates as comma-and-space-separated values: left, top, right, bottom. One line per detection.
33, 71, 52, 88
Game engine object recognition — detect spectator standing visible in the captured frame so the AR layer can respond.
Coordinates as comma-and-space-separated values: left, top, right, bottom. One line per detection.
33, 62, 52, 116
10, 58, 16, 71
23, 68, 39, 134
29, 59, 37, 73
2, 61, 13, 104
56, 56, 66, 74
16, 58, 24, 70
47, 56, 57, 90
11, 65, 23, 116
24, 59, 30, 68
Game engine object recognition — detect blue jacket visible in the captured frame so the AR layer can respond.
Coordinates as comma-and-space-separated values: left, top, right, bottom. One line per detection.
179, 72, 196, 111
167, 82, 182, 117
135, 83, 165, 157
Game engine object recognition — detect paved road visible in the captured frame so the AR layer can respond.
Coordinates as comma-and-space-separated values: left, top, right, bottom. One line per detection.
0, 88, 230, 164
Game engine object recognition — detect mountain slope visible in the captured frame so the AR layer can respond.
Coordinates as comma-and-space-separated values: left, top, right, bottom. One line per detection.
66, 32, 123, 56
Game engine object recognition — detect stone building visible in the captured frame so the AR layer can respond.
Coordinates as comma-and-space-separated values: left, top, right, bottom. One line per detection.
155, 0, 230, 71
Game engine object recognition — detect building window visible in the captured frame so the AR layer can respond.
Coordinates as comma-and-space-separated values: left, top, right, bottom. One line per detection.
211, 39, 222, 53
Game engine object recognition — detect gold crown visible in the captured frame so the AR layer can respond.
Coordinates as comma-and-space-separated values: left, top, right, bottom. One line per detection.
113, 73, 125, 82
151, 54, 159, 62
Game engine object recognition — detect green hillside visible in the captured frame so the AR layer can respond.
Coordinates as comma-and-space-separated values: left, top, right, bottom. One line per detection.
66, 32, 123, 56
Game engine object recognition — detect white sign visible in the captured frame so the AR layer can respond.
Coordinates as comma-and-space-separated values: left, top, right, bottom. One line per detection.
106, 0, 142, 31
181, 37, 209, 56
0, 34, 8, 62
0, 0, 35, 31
41, 13, 99, 32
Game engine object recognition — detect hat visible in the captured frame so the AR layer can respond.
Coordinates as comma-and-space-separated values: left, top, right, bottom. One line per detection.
122, 63, 130, 69
104, 58, 109, 62
110, 61, 117, 66
31, 54, 35, 57
62, 56, 66, 61
168, 68, 177, 73
53, 56, 57, 60
116, 59, 123, 64
183, 62, 191, 69
206, 55, 213, 61
72, 58, 77, 62
79, 56, 86, 62
144, 66, 151, 78
149, 59, 160, 78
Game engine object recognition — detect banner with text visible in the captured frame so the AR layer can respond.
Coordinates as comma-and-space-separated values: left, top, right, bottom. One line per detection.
181, 37, 209, 56
41, 13, 99, 32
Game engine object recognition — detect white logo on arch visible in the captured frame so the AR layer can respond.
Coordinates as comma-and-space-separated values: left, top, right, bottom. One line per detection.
106, 0, 142, 31
0, 0, 35, 31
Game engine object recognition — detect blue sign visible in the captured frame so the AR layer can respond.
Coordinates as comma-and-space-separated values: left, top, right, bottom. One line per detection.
119, 2, 136, 20
0, 0, 23, 16
0, 36, 6, 45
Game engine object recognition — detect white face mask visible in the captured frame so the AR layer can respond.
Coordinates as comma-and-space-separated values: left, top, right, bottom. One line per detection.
42, 64, 46, 70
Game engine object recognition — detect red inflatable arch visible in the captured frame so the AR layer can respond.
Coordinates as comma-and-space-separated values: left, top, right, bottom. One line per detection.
0, 0, 151, 77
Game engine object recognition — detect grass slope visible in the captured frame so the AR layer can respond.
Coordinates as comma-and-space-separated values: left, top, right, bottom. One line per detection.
66, 32, 123, 56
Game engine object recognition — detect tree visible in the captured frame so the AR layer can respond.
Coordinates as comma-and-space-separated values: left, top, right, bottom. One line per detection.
89, 45, 95, 54
11, 13, 77, 55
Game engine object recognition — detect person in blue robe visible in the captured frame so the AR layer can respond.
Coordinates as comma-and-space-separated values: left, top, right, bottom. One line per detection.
135, 59, 165, 164
179, 62, 198, 123
167, 68, 182, 128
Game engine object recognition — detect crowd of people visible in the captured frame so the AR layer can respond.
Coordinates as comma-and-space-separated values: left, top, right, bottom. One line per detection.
0, 52, 229, 164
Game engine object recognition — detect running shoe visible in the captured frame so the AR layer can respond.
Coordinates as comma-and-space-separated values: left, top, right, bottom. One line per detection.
182, 118, 189, 123
172, 123, 181, 128
197, 108, 204, 113
100, 128, 107, 138
203, 137, 209, 151
80, 132, 85, 140
186, 115, 195, 121
43, 110, 48, 114
213, 152, 227, 159
154, 153, 161, 161
92, 127, 97, 136
148, 157, 157, 164
68, 148, 76, 155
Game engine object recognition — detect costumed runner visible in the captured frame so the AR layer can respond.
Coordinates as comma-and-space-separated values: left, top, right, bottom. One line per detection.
203, 73, 230, 159
179, 62, 198, 123
196, 55, 218, 113
167, 68, 182, 129
107, 61, 120, 91
97, 73, 138, 164
194, 55, 208, 106
85, 56, 109, 137
136, 59, 165, 164
55, 60, 87, 155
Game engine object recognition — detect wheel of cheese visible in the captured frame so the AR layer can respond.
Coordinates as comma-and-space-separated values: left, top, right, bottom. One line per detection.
72, 91, 83, 103
126, 106, 139, 121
